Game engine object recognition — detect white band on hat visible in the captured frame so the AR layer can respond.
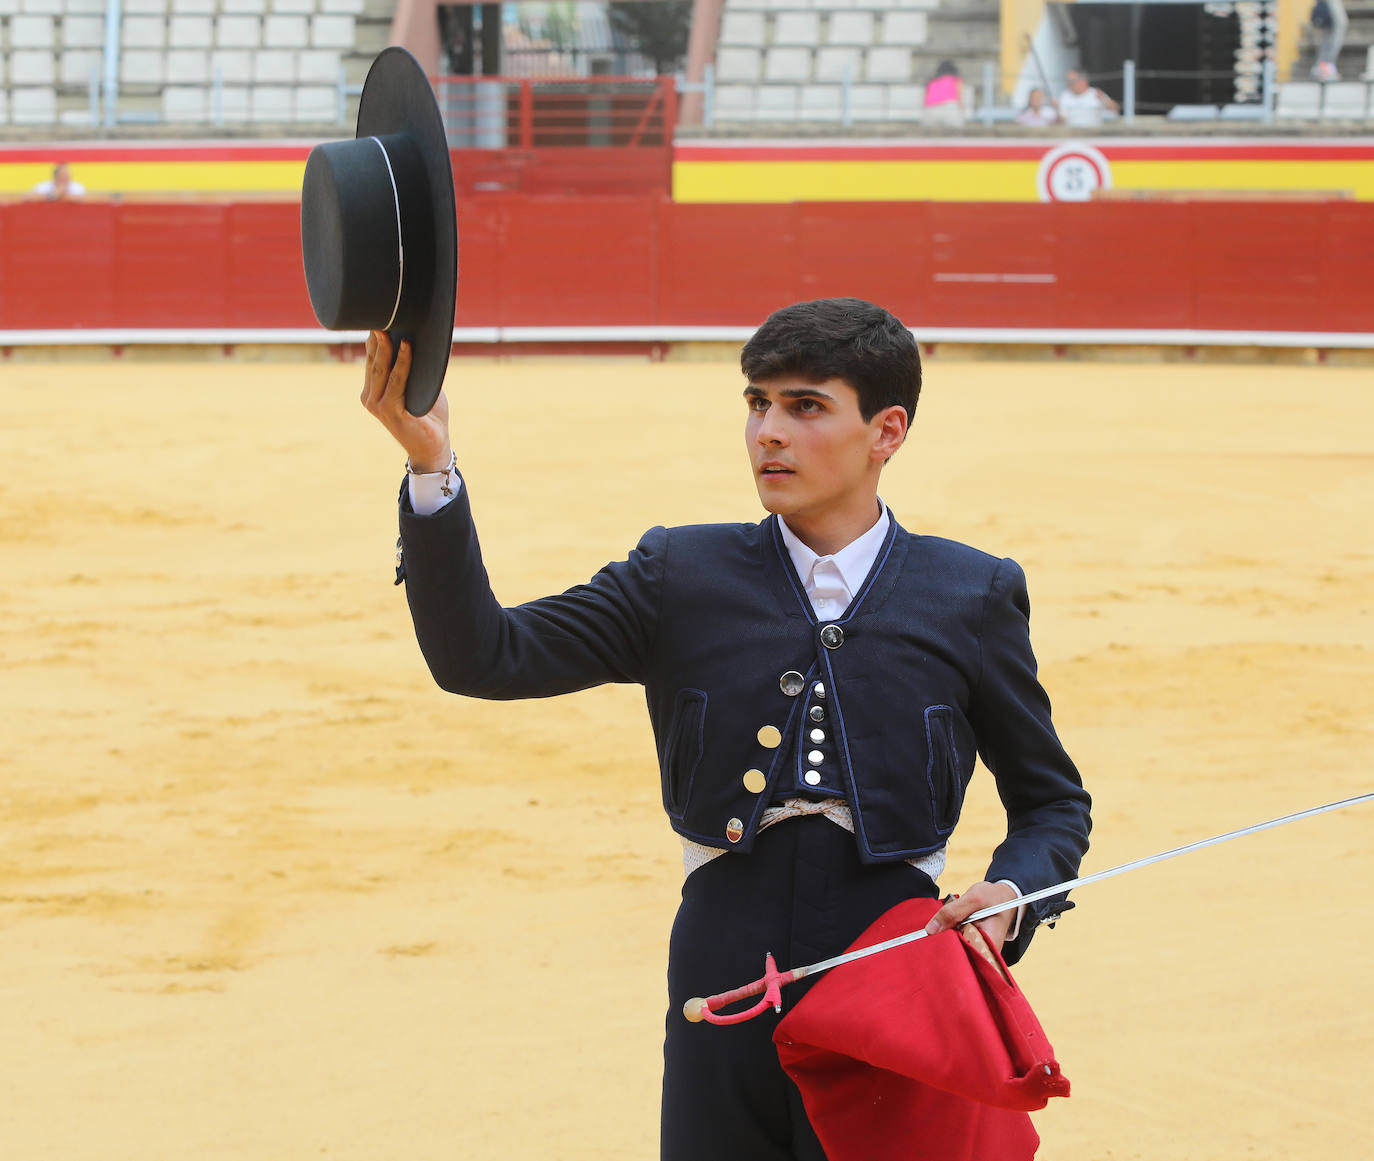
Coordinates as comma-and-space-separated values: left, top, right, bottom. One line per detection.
369, 135, 404, 332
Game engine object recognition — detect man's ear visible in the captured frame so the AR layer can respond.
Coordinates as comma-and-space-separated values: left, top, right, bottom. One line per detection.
872, 405, 909, 463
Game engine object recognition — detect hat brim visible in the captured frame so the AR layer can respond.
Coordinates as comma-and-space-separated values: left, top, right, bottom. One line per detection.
356, 47, 457, 417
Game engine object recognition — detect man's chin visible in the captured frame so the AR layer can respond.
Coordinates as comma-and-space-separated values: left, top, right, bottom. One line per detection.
754, 489, 799, 518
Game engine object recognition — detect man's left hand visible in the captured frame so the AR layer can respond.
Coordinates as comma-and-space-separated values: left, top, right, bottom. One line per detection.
923, 880, 1020, 954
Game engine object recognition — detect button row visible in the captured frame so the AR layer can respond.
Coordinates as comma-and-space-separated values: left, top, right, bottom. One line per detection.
740, 676, 835, 840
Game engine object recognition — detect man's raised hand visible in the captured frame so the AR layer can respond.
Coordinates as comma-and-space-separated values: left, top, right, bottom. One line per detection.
361, 330, 452, 472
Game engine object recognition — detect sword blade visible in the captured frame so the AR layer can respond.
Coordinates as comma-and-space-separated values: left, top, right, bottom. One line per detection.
791, 791, 1374, 983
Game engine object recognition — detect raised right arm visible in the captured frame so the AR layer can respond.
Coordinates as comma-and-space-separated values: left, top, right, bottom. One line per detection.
399, 485, 663, 699
363, 330, 662, 701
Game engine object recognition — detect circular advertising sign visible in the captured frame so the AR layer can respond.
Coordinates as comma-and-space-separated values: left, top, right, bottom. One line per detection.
1035, 142, 1114, 202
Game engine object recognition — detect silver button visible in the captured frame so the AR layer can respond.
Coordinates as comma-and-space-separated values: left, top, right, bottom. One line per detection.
743, 769, 766, 794
809, 728, 825, 744
779, 670, 805, 697
804, 770, 822, 786
809, 706, 825, 722
819, 624, 844, 650
814, 682, 826, 699
726, 817, 745, 843
807, 749, 824, 765
757, 725, 782, 749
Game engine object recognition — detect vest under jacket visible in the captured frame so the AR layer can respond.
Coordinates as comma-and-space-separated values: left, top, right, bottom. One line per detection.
397, 478, 1091, 936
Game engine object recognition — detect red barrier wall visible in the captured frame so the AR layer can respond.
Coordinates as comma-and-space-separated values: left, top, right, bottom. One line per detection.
3, 196, 1371, 335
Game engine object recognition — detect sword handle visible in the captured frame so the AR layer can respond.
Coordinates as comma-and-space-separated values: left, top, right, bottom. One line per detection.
684, 953, 792, 1025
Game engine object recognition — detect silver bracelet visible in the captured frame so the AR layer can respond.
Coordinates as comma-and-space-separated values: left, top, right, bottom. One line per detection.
405, 449, 457, 497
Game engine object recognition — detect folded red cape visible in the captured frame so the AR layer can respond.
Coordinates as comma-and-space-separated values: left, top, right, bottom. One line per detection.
774, 897, 1069, 1161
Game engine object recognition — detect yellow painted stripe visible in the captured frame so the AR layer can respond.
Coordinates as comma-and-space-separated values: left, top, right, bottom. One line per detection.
674, 158, 1374, 204
1110, 160, 1374, 200
0, 160, 306, 195
672, 160, 1040, 204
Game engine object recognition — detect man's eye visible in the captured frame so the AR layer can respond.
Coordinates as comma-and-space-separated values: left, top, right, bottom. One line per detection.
748, 397, 768, 411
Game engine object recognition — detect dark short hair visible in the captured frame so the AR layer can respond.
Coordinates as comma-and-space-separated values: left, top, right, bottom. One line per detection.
740, 297, 921, 424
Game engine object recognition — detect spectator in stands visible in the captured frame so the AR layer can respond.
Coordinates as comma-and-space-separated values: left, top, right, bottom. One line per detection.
1310, 0, 1349, 80
30, 163, 86, 201
1016, 88, 1059, 126
923, 60, 966, 127
1057, 70, 1119, 128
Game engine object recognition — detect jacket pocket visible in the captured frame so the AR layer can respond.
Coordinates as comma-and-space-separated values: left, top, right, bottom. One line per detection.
923, 704, 962, 835
661, 688, 707, 818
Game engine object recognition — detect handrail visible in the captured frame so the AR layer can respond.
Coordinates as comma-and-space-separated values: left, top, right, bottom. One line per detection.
432, 75, 675, 150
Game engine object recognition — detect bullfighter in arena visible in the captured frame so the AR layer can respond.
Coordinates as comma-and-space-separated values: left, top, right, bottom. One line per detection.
360, 296, 1092, 1160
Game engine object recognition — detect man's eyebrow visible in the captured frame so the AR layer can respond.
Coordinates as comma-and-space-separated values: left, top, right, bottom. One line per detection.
743, 384, 835, 401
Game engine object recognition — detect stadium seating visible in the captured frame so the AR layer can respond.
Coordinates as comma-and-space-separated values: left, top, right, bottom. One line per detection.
1274, 79, 1373, 121
710, 0, 982, 123
1320, 80, 1369, 119
1275, 81, 1323, 120
0, 0, 384, 128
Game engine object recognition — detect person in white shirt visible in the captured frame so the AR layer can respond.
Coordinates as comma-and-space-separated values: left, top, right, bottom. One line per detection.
1057, 70, 1119, 128
30, 162, 86, 201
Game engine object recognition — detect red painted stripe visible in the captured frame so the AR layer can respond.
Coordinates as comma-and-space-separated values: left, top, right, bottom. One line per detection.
674, 142, 1374, 163
1097, 144, 1374, 161
5, 141, 1371, 166
0, 145, 316, 163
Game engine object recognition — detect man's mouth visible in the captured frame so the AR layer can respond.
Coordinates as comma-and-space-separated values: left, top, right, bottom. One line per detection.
760, 463, 794, 475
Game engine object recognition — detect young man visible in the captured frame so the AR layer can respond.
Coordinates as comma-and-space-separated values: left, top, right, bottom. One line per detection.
363, 298, 1091, 1160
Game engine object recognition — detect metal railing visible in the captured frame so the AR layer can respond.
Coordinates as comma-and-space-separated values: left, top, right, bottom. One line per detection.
434, 75, 676, 149
687, 60, 1291, 129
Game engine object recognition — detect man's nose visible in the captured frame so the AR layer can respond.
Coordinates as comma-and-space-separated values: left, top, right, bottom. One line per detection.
755, 409, 788, 445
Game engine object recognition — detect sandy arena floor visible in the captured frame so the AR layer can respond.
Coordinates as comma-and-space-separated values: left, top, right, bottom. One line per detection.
1, 355, 1371, 1160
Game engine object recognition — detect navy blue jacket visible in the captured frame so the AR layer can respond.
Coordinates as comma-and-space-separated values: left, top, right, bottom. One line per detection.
398, 478, 1091, 961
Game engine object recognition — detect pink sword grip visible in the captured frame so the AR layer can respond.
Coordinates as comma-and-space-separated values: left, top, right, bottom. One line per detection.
685, 953, 795, 1025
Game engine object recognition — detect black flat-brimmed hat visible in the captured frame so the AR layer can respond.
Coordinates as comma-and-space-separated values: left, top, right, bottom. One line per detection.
301, 46, 457, 416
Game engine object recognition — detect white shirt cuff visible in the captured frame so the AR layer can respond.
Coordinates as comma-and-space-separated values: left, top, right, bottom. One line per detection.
995, 879, 1025, 942
407, 461, 463, 516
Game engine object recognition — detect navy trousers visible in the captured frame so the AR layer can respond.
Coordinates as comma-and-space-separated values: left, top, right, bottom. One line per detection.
661, 816, 940, 1161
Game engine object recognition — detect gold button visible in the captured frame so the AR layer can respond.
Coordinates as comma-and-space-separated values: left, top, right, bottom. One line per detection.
757, 725, 782, 748
743, 769, 767, 794
726, 817, 745, 843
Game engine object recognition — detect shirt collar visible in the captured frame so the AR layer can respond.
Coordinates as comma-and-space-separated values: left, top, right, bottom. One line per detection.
778, 501, 890, 597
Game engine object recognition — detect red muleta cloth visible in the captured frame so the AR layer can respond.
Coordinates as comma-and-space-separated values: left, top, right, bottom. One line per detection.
773, 897, 1070, 1161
